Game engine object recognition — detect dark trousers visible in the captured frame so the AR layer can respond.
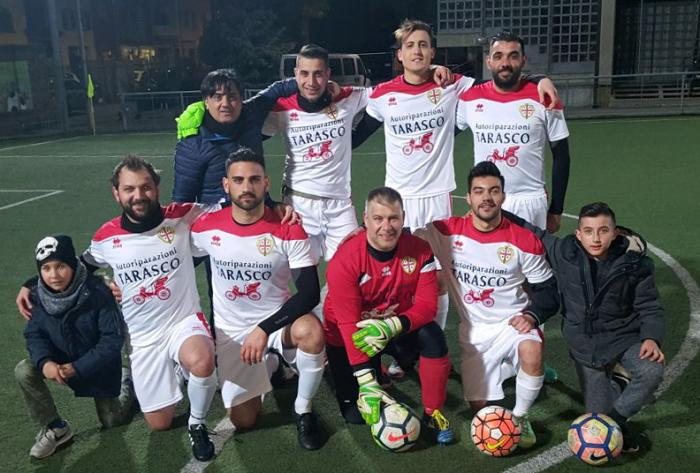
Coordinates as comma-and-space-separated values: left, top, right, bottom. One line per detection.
574, 342, 664, 419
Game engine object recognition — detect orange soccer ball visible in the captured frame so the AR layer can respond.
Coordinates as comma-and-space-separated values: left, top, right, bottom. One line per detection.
470, 406, 521, 456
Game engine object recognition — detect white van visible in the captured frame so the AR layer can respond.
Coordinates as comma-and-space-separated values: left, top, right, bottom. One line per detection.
280, 53, 371, 87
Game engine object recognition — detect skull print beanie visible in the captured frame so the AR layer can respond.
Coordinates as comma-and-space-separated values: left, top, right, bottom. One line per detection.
35, 234, 78, 272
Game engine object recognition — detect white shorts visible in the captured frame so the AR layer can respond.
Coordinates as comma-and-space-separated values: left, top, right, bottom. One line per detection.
502, 191, 548, 229
216, 326, 297, 408
459, 319, 543, 402
403, 193, 453, 231
283, 193, 358, 261
129, 313, 213, 412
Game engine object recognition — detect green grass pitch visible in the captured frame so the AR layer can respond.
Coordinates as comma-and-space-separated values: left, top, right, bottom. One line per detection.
1, 116, 700, 472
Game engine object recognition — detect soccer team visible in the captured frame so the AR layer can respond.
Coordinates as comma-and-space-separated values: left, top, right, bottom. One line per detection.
14, 19, 665, 463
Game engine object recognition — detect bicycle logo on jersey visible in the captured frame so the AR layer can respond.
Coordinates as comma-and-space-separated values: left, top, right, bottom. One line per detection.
225, 282, 262, 301
303, 140, 333, 162
487, 145, 520, 167
463, 288, 495, 307
132, 276, 171, 305
402, 132, 434, 156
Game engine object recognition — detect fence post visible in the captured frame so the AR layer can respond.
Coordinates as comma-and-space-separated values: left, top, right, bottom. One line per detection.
180, 92, 185, 112
680, 73, 686, 115
119, 94, 128, 132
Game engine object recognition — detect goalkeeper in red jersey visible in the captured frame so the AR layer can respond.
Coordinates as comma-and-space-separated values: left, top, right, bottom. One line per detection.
323, 187, 454, 445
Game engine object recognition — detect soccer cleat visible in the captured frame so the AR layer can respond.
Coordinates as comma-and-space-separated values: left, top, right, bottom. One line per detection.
188, 423, 215, 461
30, 420, 73, 459
378, 365, 393, 389
295, 412, 323, 450
340, 401, 365, 425
423, 409, 455, 445
386, 360, 405, 379
269, 352, 297, 389
544, 364, 559, 384
514, 415, 536, 449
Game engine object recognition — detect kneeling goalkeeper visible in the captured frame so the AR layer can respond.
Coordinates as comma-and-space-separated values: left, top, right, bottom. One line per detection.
323, 186, 454, 445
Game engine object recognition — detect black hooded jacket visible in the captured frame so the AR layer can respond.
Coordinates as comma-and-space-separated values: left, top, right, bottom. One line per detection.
505, 211, 664, 368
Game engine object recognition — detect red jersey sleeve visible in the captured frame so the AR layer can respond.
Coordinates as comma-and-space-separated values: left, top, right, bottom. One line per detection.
402, 252, 439, 331
325, 250, 370, 366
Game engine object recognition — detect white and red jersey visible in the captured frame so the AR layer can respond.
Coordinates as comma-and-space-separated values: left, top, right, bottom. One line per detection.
86, 204, 207, 347
365, 75, 474, 198
190, 207, 316, 333
424, 214, 553, 326
456, 81, 569, 195
262, 87, 368, 199
324, 230, 439, 365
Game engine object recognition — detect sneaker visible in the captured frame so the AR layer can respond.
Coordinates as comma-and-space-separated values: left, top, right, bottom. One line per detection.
30, 420, 73, 459
622, 430, 647, 453
612, 363, 631, 393
544, 364, 559, 384
387, 360, 405, 379
296, 412, 323, 450
514, 415, 536, 449
188, 424, 215, 462
422, 410, 455, 445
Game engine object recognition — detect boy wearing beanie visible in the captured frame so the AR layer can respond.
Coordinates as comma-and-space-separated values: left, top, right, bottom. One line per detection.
15, 234, 133, 459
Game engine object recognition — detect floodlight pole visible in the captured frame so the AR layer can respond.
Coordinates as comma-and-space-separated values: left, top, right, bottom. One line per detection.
47, 0, 69, 132
76, 0, 96, 135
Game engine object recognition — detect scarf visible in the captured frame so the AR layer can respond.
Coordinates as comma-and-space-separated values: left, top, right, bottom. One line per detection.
37, 261, 88, 316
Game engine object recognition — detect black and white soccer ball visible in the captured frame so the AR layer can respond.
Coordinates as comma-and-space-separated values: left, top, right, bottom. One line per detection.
370, 402, 421, 452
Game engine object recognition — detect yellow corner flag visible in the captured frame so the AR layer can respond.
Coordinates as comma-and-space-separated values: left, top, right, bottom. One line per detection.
87, 73, 95, 98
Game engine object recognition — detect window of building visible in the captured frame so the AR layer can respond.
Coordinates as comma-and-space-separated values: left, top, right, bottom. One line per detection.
438, 0, 599, 64
0, 7, 14, 33
62, 8, 77, 31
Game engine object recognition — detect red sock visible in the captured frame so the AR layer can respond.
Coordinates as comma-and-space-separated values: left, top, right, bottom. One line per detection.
419, 356, 451, 414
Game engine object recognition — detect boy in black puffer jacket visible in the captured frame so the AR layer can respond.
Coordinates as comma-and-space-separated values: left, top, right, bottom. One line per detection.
15, 235, 133, 459
506, 202, 664, 453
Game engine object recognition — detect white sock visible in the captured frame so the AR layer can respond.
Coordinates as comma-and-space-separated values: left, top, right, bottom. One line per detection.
294, 348, 325, 415
435, 293, 449, 329
512, 369, 544, 418
187, 372, 217, 426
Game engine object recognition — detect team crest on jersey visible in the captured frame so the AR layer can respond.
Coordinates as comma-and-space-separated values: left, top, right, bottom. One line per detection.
401, 257, 417, 275
325, 104, 339, 120
519, 103, 535, 119
112, 238, 122, 249
157, 226, 176, 244
256, 235, 275, 256
289, 111, 299, 121
427, 88, 442, 105
211, 235, 221, 247
497, 245, 514, 264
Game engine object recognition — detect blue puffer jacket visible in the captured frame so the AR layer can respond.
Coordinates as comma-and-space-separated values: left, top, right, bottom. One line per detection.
24, 274, 124, 398
172, 79, 297, 204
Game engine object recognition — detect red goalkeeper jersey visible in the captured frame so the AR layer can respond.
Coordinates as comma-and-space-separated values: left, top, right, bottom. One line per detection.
324, 230, 438, 365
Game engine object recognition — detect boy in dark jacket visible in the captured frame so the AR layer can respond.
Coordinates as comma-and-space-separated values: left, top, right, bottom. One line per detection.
15, 235, 132, 459
507, 203, 664, 452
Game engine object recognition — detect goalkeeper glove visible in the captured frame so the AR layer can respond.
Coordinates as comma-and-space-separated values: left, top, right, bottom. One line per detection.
354, 369, 396, 424
352, 316, 403, 357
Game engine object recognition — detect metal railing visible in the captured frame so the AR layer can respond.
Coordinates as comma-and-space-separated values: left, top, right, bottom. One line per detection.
549, 71, 700, 118
6, 71, 693, 138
